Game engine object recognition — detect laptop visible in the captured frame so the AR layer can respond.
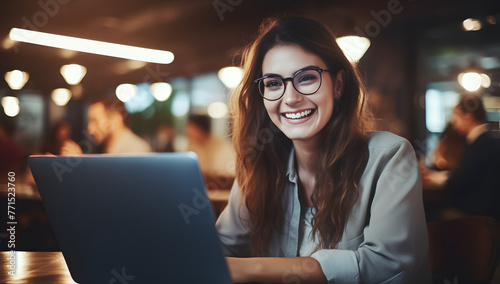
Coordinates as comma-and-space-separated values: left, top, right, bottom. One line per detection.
28, 153, 232, 284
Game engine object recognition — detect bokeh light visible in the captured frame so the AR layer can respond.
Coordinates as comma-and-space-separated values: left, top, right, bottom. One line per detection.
150, 82, 173, 102
207, 102, 228, 119
116, 83, 138, 102
458, 72, 482, 91
60, 64, 87, 85
4, 70, 29, 90
217, 67, 243, 89
1, 96, 20, 117
51, 88, 72, 106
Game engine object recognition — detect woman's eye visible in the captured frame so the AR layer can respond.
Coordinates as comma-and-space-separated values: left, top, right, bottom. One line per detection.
264, 80, 283, 88
297, 74, 318, 84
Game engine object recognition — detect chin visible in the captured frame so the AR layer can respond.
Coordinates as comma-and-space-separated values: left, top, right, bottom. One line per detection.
91, 135, 103, 145
281, 129, 315, 141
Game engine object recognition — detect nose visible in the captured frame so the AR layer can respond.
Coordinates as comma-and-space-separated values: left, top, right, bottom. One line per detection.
282, 81, 303, 105
87, 122, 97, 138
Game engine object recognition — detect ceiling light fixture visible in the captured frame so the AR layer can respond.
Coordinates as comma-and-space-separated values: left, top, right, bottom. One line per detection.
458, 72, 482, 92
1, 96, 20, 117
51, 88, 72, 106
9, 28, 174, 64
4, 70, 29, 90
116, 84, 137, 102
150, 82, 172, 102
217, 66, 243, 89
336, 36, 371, 62
60, 64, 87, 85
462, 18, 482, 31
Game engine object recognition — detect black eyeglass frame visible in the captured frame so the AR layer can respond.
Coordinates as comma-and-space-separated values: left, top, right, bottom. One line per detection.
254, 68, 330, 101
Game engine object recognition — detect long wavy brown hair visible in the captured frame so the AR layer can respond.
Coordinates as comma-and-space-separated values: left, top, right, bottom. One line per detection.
230, 17, 373, 256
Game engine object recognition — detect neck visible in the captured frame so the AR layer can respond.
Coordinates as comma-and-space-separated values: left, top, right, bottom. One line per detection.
466, 121, 482, 134
293, 137, 322, 208
105, 125, 127, 152
465, 122, 487, 144
293, 138, 321, 175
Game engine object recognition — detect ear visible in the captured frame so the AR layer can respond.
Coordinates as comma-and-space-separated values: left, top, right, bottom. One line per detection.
334, 70, 346, 100
463, 111, 475, 122
110, 111, 123, 125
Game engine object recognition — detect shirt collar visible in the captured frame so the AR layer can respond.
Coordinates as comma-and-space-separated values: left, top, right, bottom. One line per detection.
466, 123, 488, 144
286, 147, 297, 183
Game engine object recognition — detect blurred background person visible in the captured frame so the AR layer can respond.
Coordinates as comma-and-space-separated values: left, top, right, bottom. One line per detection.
420, 122, 467, 222
39, 121, 79, 155
62, 98, 152, 154
24, 120, 80, 185
431, 122, 467, 171
422, 94, 500, 220
0, 123, 23, 177
186, 114, 235, 176
155, 123, 176, 152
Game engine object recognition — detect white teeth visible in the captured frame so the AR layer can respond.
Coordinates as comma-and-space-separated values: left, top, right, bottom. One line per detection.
284, 109, 312, 119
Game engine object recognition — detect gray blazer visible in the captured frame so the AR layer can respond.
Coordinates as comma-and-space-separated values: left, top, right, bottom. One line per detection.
216, 132, 431, 283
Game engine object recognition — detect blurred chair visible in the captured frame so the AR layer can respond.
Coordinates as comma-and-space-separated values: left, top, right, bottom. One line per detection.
427, 216, 500, 283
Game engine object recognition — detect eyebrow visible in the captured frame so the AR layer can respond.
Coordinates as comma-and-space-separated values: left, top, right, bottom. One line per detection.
262, 65, 322, 78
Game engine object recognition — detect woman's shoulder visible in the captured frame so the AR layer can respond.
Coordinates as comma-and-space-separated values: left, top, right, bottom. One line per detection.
366, 131, 411, 150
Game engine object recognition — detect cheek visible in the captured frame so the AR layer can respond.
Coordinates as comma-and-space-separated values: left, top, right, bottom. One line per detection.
263, 101, 278, 118
327, 96, 335, 111
318, 81, 335, 114
100, 118, 111, 130
319, 95, 334, 117
87, 121, 95, 131
93, 120, 102, 130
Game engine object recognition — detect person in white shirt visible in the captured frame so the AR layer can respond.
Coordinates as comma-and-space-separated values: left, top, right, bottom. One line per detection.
62, 98, 151, 154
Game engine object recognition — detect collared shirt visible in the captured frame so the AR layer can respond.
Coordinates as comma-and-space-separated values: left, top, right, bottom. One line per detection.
216, 132, 431, 283
466, 123, 488, 144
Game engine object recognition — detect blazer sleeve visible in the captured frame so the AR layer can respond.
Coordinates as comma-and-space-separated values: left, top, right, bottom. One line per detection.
444, 139, 484, 195
215, 180, 252, 257
310, 140, 430, 284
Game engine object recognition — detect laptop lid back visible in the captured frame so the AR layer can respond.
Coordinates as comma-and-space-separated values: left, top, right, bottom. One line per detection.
28, 153, 232, 284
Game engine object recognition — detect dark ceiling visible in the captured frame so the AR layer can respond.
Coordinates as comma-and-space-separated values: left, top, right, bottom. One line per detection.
1, 0, 499, 99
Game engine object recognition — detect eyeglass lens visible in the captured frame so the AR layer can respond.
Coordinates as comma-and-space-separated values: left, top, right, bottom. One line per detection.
258, 69, 322, 100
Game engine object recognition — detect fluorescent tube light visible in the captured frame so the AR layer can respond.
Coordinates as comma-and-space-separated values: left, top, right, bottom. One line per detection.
9, 28, 174, 64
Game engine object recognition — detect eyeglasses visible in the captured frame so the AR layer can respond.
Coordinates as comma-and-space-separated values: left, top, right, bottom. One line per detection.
254, 68, 329, 101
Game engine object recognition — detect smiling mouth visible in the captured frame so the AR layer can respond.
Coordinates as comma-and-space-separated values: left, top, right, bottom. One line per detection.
281, 109, 316, 119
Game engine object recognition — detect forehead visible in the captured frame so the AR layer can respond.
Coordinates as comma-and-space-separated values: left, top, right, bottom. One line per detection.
89, 103, 106, 116
262, 44, 326, 76
453, 106, 463, 116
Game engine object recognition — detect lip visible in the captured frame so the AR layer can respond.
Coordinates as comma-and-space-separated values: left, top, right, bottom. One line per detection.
280, 108, 316, 124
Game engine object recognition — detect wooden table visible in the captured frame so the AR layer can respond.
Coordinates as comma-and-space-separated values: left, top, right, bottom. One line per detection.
0, 251, 76, 284
208, 189, 231, 218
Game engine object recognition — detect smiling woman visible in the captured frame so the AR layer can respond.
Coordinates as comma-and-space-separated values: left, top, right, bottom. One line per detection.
216, 17, 431, 283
